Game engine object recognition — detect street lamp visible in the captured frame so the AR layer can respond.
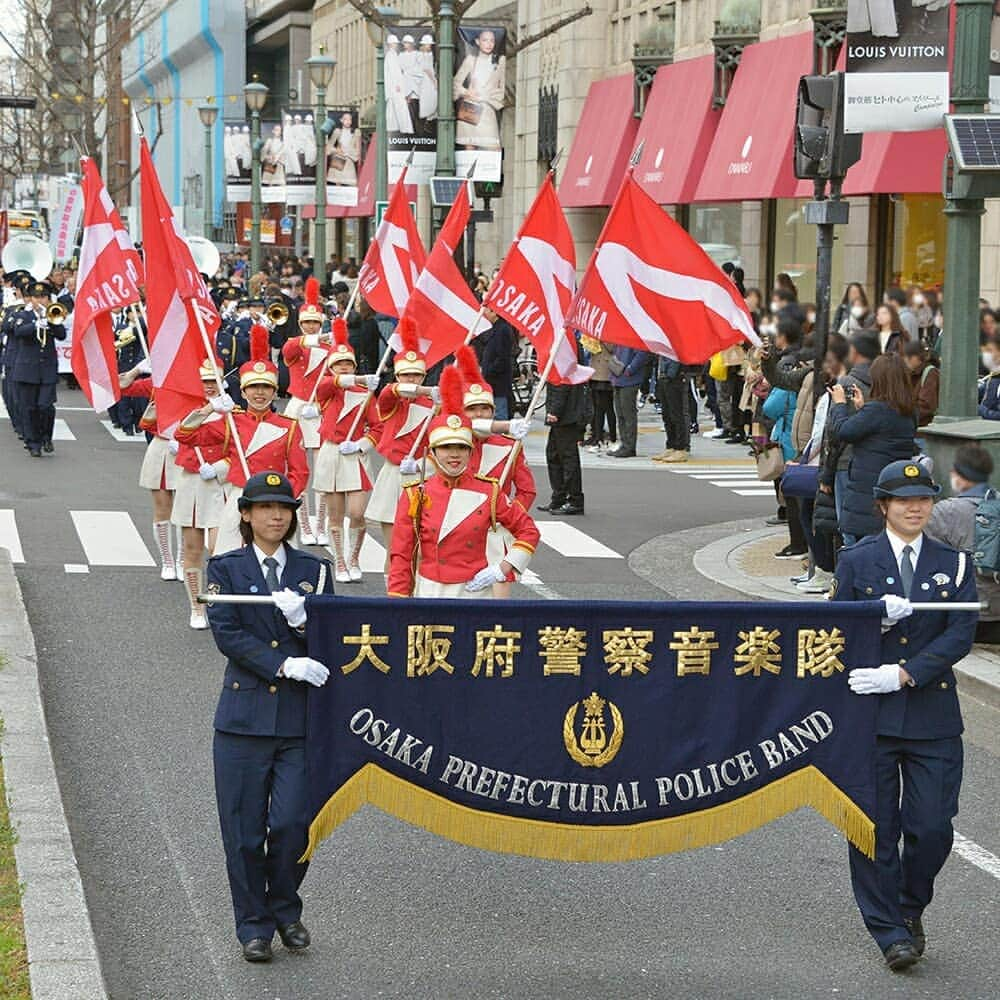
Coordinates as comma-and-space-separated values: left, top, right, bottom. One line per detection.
197, 104, 219, 240
306, 48, 337, 276
365, 6, 400, 207
244, 77, 269, 276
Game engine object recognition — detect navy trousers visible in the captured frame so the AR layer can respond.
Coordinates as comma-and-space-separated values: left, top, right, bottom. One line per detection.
849, 735, 963, 951
15, 380, 57, 447
213, 732, 310, 943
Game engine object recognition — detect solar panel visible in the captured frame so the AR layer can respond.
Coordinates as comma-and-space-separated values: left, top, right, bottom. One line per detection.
430, 176, 472, 207
945, 115, 1000, 173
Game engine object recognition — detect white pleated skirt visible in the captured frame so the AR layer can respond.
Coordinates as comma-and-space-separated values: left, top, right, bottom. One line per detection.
170, 470, 232, 529
314, 440, 372, 494
139, 436, 181, 491
284, 395, 322, 449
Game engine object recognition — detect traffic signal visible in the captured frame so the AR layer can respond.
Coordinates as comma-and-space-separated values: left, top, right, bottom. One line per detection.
793, 72, 861, 181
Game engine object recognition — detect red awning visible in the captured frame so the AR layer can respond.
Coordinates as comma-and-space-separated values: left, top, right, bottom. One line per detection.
694, 31, 814, 202
841, 130, 947, 195
632, 56, 719, 205
559, 75, 639, 208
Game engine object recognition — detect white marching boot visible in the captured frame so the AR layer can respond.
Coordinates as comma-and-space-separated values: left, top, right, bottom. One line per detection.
154, 521, 177, 580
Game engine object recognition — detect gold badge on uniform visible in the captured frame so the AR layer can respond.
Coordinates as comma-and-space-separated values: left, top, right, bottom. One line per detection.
405, 350, 417, 361
563, 692, 623, 768
266, 473, 281, 486
253, 361, 266, 373
904, 465, 920, 478
828, 577, 839, 598
446, 414, 462, 429
298, 581, 314, 593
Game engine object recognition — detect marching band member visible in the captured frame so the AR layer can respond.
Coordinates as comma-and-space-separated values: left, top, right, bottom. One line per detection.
0, 271, 29, 441
387, 366, 539, 599
9, 280, 66, 458
281, 277, 332, 546
364, 317, 437, 582
456, 345, 535, 597
120, 363, 180, 580
175, 325, 309, 555
171, 357, 233, 630
314, 319, 380, 583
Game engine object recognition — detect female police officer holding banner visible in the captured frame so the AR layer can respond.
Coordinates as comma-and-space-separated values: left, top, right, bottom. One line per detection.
205, 471, 335, 963
831, 459, 977, 972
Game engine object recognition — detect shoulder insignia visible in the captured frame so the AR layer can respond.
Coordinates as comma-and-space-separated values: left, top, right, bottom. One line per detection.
475, 473, 500, 484
827, 577, 838, 598
298, 580, 314, 593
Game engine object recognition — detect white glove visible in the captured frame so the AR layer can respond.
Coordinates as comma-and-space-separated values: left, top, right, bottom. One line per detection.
430, 385, 441, 405
465, 564, 507, 592
136, 358, 152, 375
211, 393, 235, 413
272, 587, 307, 628
198, 462, 218, 481
848, 664, 904, 695
399, 456, 420, 476
362, 374, 380, 392
508, 417, 532, 440
339, 440, 361, 455
300, 403, 320, 420
281, 656, 329, 687
881, 595, 913, 625
168, 439, 180, 455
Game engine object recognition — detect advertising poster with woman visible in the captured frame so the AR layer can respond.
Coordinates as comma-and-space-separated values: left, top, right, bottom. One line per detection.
844, 0, 951, 133
453, 25, 506, 182
386, 29, 438, 185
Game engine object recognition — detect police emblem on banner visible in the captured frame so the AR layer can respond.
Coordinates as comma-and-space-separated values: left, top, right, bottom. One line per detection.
563, 692, 623, 767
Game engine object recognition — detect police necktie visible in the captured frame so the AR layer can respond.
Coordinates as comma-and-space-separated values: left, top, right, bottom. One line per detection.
900, 545, 914, 598
263, 556, 281, 593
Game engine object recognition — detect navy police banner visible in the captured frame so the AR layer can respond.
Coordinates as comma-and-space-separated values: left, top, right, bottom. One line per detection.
303, 598, 882, 862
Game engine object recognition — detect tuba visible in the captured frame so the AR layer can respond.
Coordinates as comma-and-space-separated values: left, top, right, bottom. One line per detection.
184, 236, 221, 280
1, 234, 54, 281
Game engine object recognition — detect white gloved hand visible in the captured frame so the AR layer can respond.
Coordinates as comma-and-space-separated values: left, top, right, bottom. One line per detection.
881, 595, 913, 624
272, 587, 307, 628
300, 403, 320, 420
465, 564, 507, 592
211, 392, 235, 413
339, 440, 361, 455
848, 664, 905, 695
508, 417, 532, 440
136, 358, 152, 375
198, 462, 218, 481
281, 656, 329, 686
362, 374, 380, 392
430, 385, 441, 405
168, 439, 180, 455
399, 456, 420, 476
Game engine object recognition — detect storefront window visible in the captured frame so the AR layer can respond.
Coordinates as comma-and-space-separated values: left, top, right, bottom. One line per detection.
688, 202, 743, 269
890, 195, 946, 291
772, 198, 846, 306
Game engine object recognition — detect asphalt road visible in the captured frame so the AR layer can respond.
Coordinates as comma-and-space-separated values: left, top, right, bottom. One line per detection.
3, 391, 999, 1000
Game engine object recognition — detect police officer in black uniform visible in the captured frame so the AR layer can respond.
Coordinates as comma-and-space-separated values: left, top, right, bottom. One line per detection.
206, 471, 335, 962
11, 280, 66, 457
832, 459, 977, 971
1, 270, 30, 438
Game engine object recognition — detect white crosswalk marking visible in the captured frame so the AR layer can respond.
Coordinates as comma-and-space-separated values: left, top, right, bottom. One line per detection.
733, 489, 780, 497
538, 521, 622, 559
70, 511, 156, 567
0, 509, 25, 563
53, 418, 75, 441
664, 464, 774, 500
100, 420, 147, 442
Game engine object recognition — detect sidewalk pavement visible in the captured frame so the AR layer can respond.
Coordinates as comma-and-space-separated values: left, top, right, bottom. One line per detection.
0, 549, 107, 999
691, 522, 1000, 711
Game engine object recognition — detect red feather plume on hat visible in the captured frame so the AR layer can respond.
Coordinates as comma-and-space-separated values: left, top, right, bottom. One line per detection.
438, 364, 465, 417
398, 316, 420, 356
332, 316, 349, 349
455, 344, 484, 388
250, 323, 270, 364
304, 276, 320, 307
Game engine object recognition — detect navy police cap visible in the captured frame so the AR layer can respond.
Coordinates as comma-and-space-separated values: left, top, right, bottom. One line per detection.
237, 471, 301, 510
873, 460, 941, 499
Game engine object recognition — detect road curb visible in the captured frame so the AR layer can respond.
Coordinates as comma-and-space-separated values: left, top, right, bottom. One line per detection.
0, 548, 107, 1000
690, 527, 1000, 711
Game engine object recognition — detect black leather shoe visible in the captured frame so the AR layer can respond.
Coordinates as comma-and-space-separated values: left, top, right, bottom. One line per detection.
558, 503, 585, 515
42, 439, 53, 453
537, 499, 565, 512
29, 446, 41, 458
883, 940, 920, 972
242, 938, 273, 963
903, 917, 925, 956
278, 921, 311, 951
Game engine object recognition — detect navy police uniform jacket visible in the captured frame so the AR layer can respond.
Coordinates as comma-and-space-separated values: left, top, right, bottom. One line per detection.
9, 308, 65, 384
206, 544, 335, 739
832, 532, 977, 739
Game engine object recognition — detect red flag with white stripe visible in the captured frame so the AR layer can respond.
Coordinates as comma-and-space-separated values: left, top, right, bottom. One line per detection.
72, 157, 143, 411
567, 173, 759, 362
485, 174, 592, 385
392, 181, 489, 367
139, 138, 221, 436
356, 166, 426, 318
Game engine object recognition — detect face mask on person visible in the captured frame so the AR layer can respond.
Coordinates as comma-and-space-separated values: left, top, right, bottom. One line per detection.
807, 310, 817, 324
913, 293, 925, 306
760, 322, 775, 336
769, 300, 781, 315
982, 350, 996, 371
851, 304, 865, 320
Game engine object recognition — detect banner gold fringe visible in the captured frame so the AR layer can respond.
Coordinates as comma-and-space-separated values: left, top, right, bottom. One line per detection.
301, 764, 874, 863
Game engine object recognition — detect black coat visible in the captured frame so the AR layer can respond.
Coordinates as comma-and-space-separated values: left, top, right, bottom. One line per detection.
478, 320, 515, 399
546, 381, 591, 427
